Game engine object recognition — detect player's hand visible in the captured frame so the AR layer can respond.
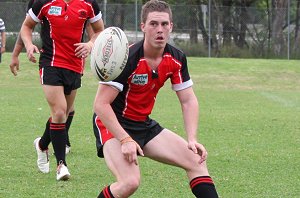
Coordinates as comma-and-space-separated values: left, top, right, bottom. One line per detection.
74, 41, 93, 58
121, 138, 144, 165
25, 44, 39, 63
188, 141, 208, 164
9, 56, 20, 76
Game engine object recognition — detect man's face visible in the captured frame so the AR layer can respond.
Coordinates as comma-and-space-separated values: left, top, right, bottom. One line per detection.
141, 11, 173, 49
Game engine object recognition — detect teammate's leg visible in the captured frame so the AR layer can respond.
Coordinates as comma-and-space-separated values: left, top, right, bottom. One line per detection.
39, 107, 74, 153
38, 117, 51, 151
143, 129, 218, 198
43, 85, 68, 166
65, 107, 75, 148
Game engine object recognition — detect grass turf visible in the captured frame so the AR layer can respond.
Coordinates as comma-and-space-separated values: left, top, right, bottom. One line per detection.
0, 53, 299, 197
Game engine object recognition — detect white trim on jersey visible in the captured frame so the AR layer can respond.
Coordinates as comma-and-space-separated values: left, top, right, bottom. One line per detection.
89, 12, 102, 23
99, 81, 124, 92
172, 79, 193, 91
28, 8, 40, 23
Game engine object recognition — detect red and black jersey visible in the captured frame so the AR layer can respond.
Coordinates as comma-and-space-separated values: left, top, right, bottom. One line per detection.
27, 0, 36, 12
101, 40, 193, 122
28, 0, 102, 74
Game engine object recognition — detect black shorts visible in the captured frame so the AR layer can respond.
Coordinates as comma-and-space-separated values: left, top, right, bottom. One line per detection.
93, 113, 164, 158
39, 66, 82, 95
0, 52, 2, 63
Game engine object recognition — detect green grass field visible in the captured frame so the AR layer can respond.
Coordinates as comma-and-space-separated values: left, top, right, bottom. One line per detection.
0, 53, 299, 198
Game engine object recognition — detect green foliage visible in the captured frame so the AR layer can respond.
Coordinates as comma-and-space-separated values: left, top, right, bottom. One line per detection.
0, 54, 299, 197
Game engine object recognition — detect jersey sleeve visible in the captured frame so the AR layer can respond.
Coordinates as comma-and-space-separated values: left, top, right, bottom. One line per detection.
27, 0, 35, 12
98, 60, 133, 92
88, 0, 102, 23
171, 54, 193, 91
100, 42, 141, 92
28, 0, 46, 23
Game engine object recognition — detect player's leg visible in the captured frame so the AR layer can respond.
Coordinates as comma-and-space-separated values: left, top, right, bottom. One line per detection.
39, 108, 73, 155
43, 85, 68, 161
39, 95, 75, 155
65, 97, 76, 153
38, 117, 52, 151
98, 138, 141, 198
66, 105, 75, 148
93, 115, 141, 197
43, 85, 72, 180
143, 129, 218, 198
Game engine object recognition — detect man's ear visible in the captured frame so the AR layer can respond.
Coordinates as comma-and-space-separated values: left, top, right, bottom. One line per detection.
140, 23, 145, 32
169, 22, 173, 33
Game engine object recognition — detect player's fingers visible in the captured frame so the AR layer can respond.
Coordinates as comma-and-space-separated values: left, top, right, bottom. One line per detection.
192, 146, 198, 154
12, 69, 18, 76
129, 153, 138, 165
133, 158, 138, 165
136, 144, 144, 156
34, 46, 40, 54
188, 143, 198, 154
29, 56, 36, 63
9, 65, 17, 76
197, 145, 208, 163
74, 43, 84, 52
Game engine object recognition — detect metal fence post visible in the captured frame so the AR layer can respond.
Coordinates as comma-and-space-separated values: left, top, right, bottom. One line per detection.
135, 0, 138, 42
103, 0, 107, 25
287, 0, 290, 60
208, 0, 211, 58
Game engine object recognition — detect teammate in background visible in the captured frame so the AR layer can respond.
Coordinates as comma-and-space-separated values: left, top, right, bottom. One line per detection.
9, 0, 35, 75
0, 18, 6, 64
20, 0, 104, 181
9, 0, 95, 155
93, 0, 219, 197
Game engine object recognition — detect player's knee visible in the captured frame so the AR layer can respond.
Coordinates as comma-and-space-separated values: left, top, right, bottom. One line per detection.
186, 160, 209, 177
52, 109, 67, 122
121, 176, 140, 196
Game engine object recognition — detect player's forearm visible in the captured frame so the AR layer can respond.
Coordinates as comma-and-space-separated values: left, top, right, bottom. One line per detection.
20, 25, 33, 49
89, 20, 104, 44
95, 103, 130, 141
12, 34, 24, 57
182, 98, 199, 142
1, 32, 6, 48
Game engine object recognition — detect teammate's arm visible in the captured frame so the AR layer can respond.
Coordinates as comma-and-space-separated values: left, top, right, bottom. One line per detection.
74, 19, 104, 58
1, 30, 6, 53
85, 22, 95, 40
9, 34, 24, 75
20, 15, 39, 63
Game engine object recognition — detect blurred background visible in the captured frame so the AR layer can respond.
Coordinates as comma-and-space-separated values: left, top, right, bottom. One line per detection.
0, 0, 299, 59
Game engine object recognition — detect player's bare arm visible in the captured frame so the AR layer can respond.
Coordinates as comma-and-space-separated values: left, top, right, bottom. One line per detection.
94, 84, 144, 164
177, 87, 207, 163
1, 30, 6, 54
85, 22, 95, 40
74, 19, 104, 58
9, 34, 24, 76
20, 15, 39, 63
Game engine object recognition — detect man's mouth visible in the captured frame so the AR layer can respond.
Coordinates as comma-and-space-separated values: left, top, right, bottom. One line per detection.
156, 36, 164, 41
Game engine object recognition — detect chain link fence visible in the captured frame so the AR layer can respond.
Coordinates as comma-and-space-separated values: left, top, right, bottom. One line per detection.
0, 1, 298, 59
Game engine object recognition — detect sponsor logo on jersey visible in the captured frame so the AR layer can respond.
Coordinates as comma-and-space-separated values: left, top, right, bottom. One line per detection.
48, 6, 62, 15
78, 9, 88, 19
132, 74, 148, 85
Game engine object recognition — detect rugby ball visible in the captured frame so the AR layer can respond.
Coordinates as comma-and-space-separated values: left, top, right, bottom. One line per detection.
90, 27, 129, 82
